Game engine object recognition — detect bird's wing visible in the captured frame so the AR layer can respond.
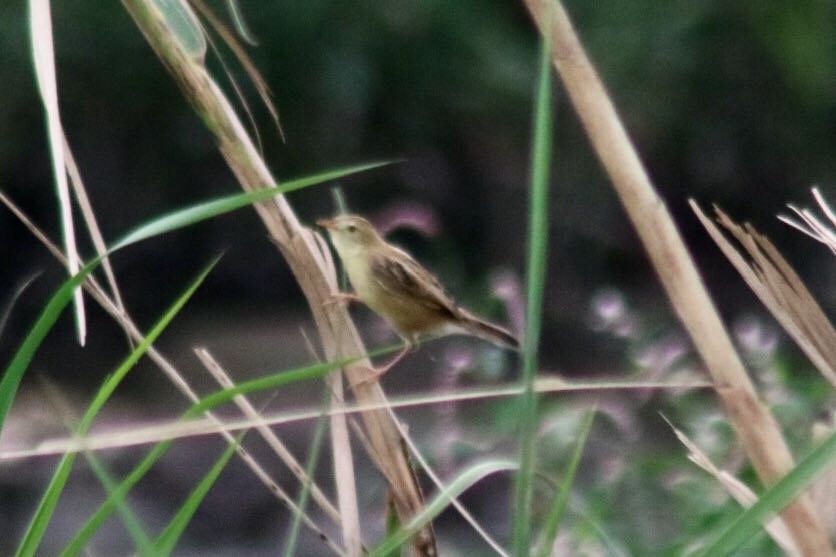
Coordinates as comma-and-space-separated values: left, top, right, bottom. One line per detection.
370, 247, 459, 315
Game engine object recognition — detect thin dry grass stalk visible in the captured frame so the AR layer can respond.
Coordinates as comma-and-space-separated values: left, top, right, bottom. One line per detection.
2, 377, 713, 460
780, 188, 836, 254
61, 131, 129, 343
692, 203, 836, 389
521, 1, 833, 555
193, 348, 345, 526
121, 1, 435, 554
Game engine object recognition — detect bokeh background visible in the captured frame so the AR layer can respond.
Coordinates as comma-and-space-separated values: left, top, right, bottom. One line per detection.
0, 1, 834, 555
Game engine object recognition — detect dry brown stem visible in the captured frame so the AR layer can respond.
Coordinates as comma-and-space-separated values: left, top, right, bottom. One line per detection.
521, 1, 832, 555
121, 1, 435, 554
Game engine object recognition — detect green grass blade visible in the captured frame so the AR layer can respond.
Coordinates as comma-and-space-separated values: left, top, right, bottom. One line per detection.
383, 497, 402, 557
225, 0, 259, 46
535, 409, 596, 557
78, 255, 220, 434
697, 430, 836, 557
58, 347, 391, 556
282, 386, 331, 557
3, 156, 388, 557
153, 430, 246, 556
186, 359, 349, 419
152, 0, 206, 59
512, 38, 553, 557
60, 442, 172, 557
367, 460, 517, 557
0, 257, 101, 434
184, 341, 402, 419
83, 451, 156, 557
15, 256, 220, 557
112, 161, 392, 250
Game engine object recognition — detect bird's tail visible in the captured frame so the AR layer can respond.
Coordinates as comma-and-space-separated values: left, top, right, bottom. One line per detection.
450, 310, 520, 351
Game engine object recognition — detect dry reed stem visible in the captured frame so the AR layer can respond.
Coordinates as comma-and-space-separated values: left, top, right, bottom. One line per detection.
297, 326, 364, 556
326, 371, 364, 555
521, 1, 832, 555
121, 2, 435, 554
0, 192, 347, 556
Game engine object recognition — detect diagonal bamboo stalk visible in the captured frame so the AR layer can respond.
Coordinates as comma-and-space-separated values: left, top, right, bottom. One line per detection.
121, 1, 436, 555
521, 2, 833, 556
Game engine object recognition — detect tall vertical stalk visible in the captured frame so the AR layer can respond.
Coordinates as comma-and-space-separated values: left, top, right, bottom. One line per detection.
512, 38, 553, 557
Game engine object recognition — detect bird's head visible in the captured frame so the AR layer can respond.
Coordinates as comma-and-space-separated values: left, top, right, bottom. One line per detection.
316, 214, 383, 257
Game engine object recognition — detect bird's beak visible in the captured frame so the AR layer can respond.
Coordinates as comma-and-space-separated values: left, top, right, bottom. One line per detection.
316, 218, 336, 230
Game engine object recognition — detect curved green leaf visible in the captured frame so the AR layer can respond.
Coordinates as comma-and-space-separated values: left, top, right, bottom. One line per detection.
368, 460, 517, 557
16, 257, 220, 557
698, 431, 836, 557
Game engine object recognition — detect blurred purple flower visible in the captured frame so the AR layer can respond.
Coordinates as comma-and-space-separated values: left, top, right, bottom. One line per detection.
490, 268, 525, 338
732, 314, 778, 363
633, 333, 689, 378
374, 201, 441, 237
588, 288, 638, 338
432, 345, 474, 475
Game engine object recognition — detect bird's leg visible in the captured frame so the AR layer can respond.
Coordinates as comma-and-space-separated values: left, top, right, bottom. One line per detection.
323, 292, 361, 307
376, 344, 412, 374
351, 337, 417, 388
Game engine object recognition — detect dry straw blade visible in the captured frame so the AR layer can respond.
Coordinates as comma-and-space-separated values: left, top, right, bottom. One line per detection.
29, 0, 86, 345
779, 187, 836, 254
665, 418, 800, 556
691, 202, 836, 389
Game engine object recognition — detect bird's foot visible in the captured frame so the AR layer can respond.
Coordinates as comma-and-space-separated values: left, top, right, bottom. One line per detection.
349, 366, 385, 389
348, 346, 412, 388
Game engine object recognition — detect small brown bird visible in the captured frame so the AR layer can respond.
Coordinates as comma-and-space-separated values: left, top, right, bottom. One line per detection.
317, 214, 519, 376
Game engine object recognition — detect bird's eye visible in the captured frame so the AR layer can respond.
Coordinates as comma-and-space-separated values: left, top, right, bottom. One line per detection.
347, 225, 357, 233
